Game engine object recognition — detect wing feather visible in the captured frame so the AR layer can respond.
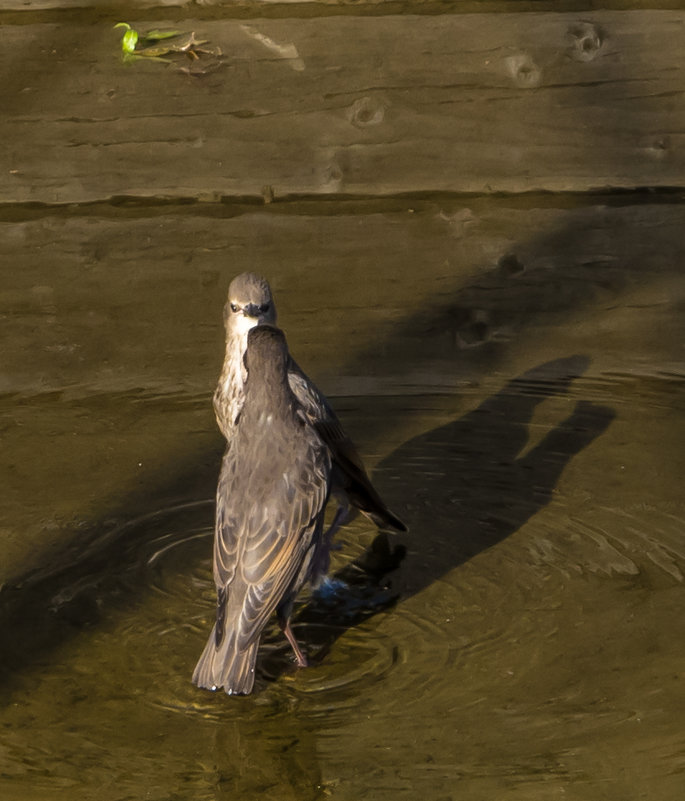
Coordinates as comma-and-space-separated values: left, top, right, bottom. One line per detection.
213, 432, 331, 651
287, 358, 406, 531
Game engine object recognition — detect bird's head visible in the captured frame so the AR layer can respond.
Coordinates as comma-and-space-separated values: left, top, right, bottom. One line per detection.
224, 272, 277, 341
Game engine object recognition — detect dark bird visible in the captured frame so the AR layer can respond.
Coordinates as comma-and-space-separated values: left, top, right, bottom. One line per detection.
193, 325, 332, 695
213, 272, 406, 550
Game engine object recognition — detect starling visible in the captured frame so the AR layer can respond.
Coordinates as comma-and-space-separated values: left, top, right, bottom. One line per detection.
213, 272, 406, 545
193, 325, 332, 695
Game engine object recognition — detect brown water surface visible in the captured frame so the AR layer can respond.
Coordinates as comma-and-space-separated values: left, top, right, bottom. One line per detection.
2, 196, 684, 800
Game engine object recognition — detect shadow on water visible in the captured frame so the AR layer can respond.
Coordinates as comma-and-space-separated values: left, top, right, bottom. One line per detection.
0, 354, 615, 694
0, 445, 221, 688
287, 354, 616, 673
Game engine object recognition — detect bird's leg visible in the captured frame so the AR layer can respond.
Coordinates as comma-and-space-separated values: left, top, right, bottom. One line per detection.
311, 497, 355, 597
311, 505, 345, 581
310, 502, 348, 586
321, 497, 354, 548
280, 618, 308, 668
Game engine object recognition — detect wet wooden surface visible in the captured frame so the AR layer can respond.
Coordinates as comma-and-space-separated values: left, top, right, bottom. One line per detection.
2, 9, 684, 202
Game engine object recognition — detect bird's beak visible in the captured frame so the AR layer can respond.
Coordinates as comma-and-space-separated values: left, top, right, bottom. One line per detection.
242, 303, 261, 318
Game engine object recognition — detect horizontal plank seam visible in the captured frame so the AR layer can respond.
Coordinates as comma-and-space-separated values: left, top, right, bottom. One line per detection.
3, 1, 685, 27
0, 187, 684, 222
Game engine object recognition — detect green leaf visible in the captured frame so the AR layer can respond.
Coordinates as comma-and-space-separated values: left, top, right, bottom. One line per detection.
143, 29, 183, 42
114, 23, 139, 54
121, 29, 139, 54
123, 52, 171, 65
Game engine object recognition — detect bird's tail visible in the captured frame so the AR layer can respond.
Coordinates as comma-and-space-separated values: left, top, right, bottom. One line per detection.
352, 481, 407, 532
330, 454, 408, 533
192, 624, 259, 696
365, 504, 408, 533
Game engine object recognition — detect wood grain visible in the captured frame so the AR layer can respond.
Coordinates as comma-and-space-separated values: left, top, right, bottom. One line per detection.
2, 11, 683, 203
2, 198, 683, 395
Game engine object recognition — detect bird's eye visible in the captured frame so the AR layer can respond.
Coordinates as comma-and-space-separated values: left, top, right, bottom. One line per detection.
230, 303, 239, 313
259, 303, 270, 313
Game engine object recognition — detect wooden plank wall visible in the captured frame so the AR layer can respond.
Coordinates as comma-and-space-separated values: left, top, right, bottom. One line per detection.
2, 200, 684, 396
1, 7, 684, 203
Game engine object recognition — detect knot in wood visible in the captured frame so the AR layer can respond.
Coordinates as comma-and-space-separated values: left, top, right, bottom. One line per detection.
498, 253, 525, 277
505, 54, 542, 89
568, 22, 604, 62
348, 96, 387, 128
644, 136, 671, 160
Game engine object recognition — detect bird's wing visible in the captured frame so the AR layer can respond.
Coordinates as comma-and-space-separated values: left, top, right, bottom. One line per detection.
287, 358, 407, 532
287, 358, 368, 475
215, 437, 331, 649
213, 445, 240, 589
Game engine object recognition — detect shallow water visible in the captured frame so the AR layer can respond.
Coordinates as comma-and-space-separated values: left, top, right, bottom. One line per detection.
1, 197, 684, 800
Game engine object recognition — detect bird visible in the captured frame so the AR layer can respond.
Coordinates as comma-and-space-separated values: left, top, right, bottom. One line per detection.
193, 325, 332, 695
213, 272, 406, 557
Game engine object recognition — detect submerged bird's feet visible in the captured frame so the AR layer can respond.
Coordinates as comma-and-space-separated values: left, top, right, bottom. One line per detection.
310, 502, 354, 588
312, 575, 349, 600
